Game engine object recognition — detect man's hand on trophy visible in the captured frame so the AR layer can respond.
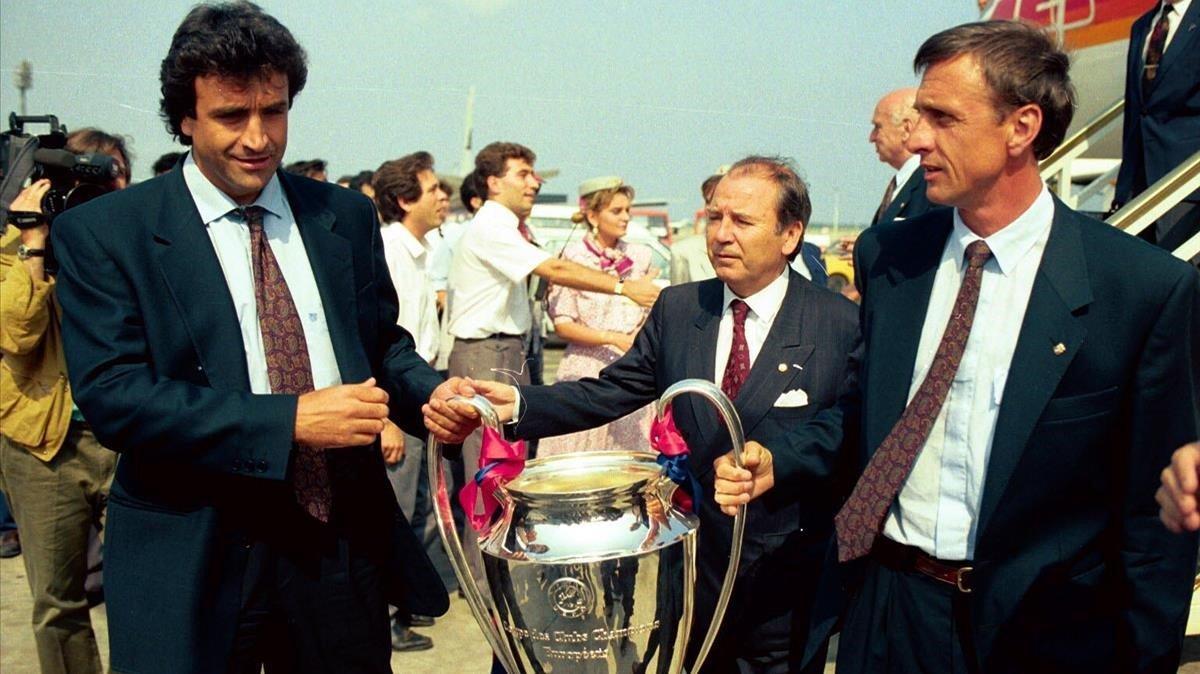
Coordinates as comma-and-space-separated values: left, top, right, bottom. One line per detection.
423, 377, 482, 443
463, 379, 519, 423
712, 441, 775, 516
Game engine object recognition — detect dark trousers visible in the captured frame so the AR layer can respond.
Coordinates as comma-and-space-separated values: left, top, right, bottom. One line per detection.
836, 560, 979, 674
226, 538, 391, 674
0, 487, 16, 532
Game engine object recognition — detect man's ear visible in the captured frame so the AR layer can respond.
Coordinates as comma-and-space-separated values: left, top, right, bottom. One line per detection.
782, 220, 805, 257
1007, 103, 1043, 158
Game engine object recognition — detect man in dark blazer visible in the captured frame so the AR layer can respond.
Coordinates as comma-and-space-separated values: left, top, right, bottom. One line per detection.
440, 156, 859, 673
717, 22, 1200, 673
869, 87, 938, 227
51, 4, 470, 672
1115, 0, 1200, 257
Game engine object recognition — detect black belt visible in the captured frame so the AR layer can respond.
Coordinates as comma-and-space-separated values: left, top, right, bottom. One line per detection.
456, 333, 523, 343
872, 536, 974, 593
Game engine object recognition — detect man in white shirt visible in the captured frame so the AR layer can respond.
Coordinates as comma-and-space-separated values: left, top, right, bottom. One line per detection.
445, 141, 662, 584
869, 87, 937, 226
717, 21, 1200, 674
371, 151, 456, 651
436, 156, 860, 673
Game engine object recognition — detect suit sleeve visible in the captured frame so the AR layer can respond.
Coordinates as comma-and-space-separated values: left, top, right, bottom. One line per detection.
52, 209, 297, 480
363, 198, 444, 438
512, 286, 667, 440
1114, 23, 1142, 205
1118, 264, 1200, 672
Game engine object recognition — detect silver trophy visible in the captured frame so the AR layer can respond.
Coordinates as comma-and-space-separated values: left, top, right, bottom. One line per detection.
428, 379, 747, 673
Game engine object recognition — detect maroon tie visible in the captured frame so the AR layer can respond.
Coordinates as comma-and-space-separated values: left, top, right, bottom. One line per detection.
721, 299, 751, 401
873, 176, 898, 225
833, 240, 992, 561
242, 206, 333, 523
1143, 4, 1173, 90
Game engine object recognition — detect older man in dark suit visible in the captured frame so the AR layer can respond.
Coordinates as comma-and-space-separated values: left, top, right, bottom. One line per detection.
1115, 0, 1200, 258
51, 3, 472, 672
718, 21, 1200, 674
435, 155, 859, 673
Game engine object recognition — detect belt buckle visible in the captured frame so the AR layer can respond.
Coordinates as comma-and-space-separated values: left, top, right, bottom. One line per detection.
955, 566, 974, 593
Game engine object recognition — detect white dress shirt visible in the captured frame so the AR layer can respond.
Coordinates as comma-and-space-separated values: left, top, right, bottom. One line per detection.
184, 153, 342, 394
446, 200, 551, 340
714, 269, 790, 387
882, 185, 1054, 560
1144, 0, 1192, 57
380, 221, 439, 362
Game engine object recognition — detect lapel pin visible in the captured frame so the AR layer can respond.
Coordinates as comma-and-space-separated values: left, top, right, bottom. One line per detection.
1053, 342, 1066, 356
777, 363, 788, 373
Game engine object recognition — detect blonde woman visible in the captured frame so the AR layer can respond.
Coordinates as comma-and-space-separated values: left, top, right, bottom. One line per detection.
540, 177, 655, 455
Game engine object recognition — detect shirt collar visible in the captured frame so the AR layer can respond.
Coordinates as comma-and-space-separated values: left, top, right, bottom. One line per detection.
895, 154, 922, 191
722, 267, 790, 323
1162, 0, 1189, 20
476, 199, 519, 228
949, 183, 1054, 276
384, 221, 432, 258
182, 152, 286, 226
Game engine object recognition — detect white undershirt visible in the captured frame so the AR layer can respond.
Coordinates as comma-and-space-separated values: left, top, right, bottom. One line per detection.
714, 269, 790, 387
881, 185, 1054, 561
184, 153, 342, 393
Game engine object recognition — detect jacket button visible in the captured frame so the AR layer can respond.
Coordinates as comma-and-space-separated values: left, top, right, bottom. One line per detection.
232, 459, 243, 471
256, 460, 268, 472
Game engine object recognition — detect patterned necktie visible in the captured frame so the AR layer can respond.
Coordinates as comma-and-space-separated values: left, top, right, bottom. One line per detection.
833, 240, 993, 561
242, 206, 333, 523
721, 299, 752, 401
1143, 4, 1173, 90
873, 176, 898, 225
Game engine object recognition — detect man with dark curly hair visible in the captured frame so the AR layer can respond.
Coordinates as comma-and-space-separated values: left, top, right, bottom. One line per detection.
50, 3, 474, 672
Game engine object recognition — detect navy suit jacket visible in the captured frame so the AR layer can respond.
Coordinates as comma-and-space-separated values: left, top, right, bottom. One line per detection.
1116, 1, 1200, 205
52, 168, 447, 673
872, 167, 938, 226
801, 201, 1200, 672
514, 270, 859, 661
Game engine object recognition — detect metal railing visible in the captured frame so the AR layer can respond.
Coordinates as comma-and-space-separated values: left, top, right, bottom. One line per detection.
1040, 98, 1124, 208
1106, 148, 1200, 261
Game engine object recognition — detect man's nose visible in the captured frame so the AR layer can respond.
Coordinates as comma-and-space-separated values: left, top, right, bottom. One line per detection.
905, 116, 931, 156
242, 114, 269, 152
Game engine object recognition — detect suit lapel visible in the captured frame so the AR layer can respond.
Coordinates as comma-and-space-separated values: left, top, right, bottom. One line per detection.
152, 168, 251, 391
881, 170, 921, 224
681, 280, 723, 437
1156, 1, 1200, 85
865, 214, 952, 453
976, 202, 1092, 537
734, 272, 814, 436
279, 173, 369, 384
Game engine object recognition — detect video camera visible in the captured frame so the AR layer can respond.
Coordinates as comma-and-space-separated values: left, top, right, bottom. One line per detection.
0, 113, 122, 226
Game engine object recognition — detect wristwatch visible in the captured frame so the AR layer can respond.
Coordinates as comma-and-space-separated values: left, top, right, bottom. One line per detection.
17, 243, 45, 260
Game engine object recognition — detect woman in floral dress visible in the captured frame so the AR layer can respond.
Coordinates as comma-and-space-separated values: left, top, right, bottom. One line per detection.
539, 177, 656, 455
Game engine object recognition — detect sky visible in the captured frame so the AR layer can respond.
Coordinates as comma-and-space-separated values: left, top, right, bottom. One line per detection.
0, 1, 980, 226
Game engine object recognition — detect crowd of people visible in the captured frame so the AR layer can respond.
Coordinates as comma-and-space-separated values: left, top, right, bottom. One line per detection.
0, 1, 1198, 674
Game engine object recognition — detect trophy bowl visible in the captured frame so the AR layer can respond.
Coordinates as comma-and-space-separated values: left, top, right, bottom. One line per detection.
429, 379, 747, 673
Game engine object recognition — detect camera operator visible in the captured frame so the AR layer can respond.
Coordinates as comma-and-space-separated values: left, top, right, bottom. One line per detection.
0, 126, 128, 674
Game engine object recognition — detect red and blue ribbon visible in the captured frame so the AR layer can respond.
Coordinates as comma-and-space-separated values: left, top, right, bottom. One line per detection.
460, 427, 526, 532
650, 405, 700, 512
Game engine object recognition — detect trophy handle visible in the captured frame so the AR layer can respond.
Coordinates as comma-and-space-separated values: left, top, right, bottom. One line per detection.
427, 395, 521, 674
656, 378, 747, 673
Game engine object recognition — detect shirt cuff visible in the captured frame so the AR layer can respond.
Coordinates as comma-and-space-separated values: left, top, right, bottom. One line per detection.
509, 385, 522, 424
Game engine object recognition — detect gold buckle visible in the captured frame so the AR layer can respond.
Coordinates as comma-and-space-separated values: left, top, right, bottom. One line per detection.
956, 566, 974, 593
